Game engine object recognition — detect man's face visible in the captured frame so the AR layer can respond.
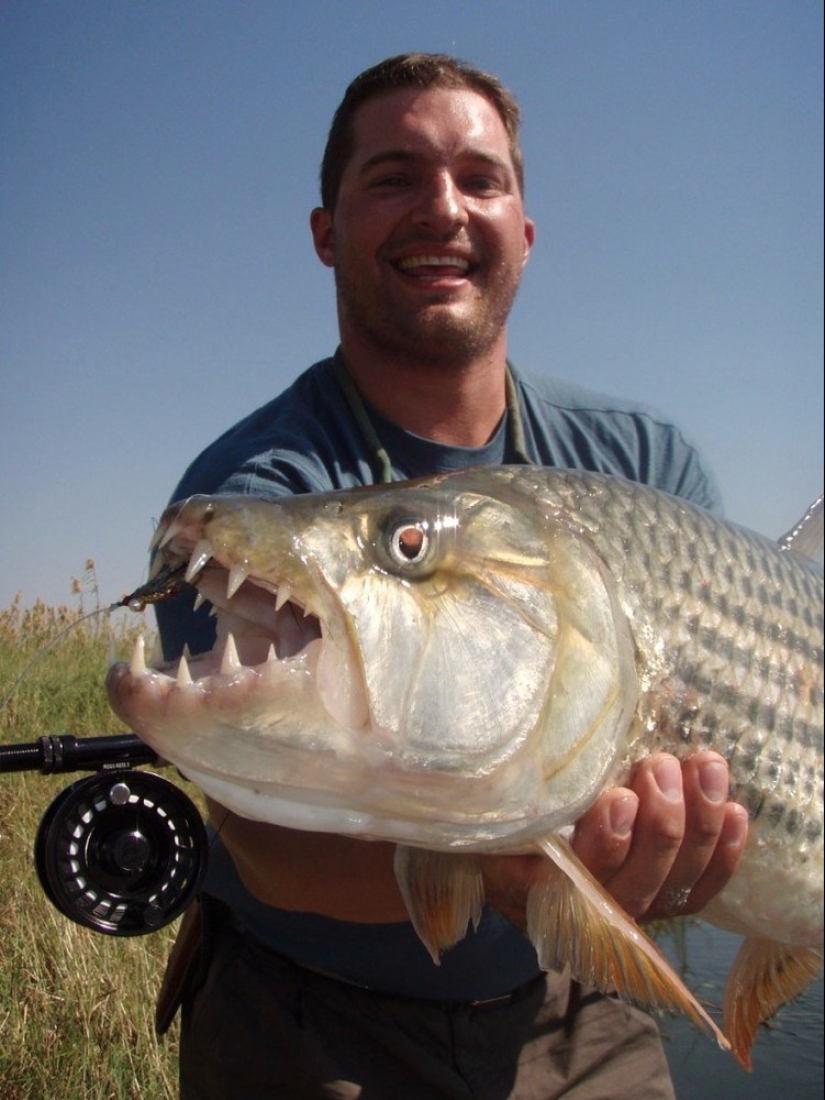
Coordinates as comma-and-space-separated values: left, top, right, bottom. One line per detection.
311, 87, 535, 366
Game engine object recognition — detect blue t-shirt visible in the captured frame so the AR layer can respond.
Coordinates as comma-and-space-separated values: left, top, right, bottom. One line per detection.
156, 353, 721, 1001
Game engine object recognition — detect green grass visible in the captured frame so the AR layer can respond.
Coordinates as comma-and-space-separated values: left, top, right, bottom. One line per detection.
0, 572, 183, 1099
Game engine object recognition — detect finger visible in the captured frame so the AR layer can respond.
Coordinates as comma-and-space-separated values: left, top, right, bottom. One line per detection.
570, 788, 639, 883
644, 752, 732, 919
602, 754, 687, 919
657, 801, 749, 919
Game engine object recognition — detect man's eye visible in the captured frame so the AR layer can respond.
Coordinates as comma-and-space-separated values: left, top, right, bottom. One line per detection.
374, 175, 410, 188
464, 176, 500, 193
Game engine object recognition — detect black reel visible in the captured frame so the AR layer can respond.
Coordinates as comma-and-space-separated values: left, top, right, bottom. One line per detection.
35, 770, 207, 936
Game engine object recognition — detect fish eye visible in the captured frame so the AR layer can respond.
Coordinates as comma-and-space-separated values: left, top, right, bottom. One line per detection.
391, 522, 428, 562
381, 514, 436, 573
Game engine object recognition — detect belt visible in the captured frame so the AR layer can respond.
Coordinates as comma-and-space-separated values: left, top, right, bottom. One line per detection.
229, 912, 546, 1010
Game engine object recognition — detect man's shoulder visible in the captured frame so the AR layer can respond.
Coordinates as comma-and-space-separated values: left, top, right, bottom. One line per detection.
170, 357, 353, 500
512, 363, 667, 421
510, 363, 722, 511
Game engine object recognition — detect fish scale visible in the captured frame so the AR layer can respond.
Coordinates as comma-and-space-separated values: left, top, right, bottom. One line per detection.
523, 469, 822, 842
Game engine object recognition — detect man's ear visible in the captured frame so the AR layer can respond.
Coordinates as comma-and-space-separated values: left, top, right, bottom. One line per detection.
310, 207, 335, 267
522, 216, 536, 269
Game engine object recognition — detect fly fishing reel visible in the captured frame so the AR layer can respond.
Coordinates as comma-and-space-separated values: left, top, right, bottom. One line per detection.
34, 768, 207, 936
0, 733, 207, 936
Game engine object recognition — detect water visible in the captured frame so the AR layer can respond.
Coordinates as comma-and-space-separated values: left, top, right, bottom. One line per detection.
659, 922, 823, 1099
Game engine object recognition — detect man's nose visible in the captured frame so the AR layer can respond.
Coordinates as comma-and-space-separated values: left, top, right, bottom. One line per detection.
410, 172, 468, 232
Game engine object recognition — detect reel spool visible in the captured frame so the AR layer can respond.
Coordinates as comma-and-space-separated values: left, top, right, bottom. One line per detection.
35, 770, 207, 936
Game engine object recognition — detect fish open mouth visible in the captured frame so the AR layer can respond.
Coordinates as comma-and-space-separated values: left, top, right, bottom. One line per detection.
172, 564, 325, 680
108, 504, 371, 736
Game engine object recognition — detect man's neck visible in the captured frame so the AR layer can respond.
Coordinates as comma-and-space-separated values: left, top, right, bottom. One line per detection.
337, 336, 509, 448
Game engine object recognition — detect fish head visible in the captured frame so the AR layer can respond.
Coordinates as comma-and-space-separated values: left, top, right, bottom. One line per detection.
107, 470, 638, 847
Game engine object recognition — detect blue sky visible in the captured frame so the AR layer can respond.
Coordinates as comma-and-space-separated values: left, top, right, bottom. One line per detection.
2, 0, 823, 613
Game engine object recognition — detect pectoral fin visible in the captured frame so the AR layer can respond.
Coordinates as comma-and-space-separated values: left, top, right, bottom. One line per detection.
723, 937, 823, 1070
393, 845, 485, 965
528, 834, 730, 1052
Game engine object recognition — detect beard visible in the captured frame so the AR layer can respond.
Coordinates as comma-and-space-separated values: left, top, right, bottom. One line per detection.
334, 254, 523, 368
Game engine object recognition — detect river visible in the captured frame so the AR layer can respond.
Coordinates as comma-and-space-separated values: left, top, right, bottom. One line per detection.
658, 922, 823, 1099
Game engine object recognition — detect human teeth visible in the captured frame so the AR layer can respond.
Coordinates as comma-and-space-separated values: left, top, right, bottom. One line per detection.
176, 654, 194, 688
186, 539, 214, 583
130, 635, 147, 676
220, 632, 242, 675
275, 583, 294, 612
398, 254, 469, 271
227, 564, 250, 599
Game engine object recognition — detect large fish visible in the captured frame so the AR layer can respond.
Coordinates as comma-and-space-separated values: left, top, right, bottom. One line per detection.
106, 466, 823, 1067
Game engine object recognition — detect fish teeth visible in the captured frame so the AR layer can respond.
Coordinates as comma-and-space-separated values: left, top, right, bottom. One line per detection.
227, 564, 250, 599
130, 635, 147, 676
193, 591, 206, 612
155, 517, 185, 551
176, 654, 194, 688
220, 632, 242, 675
266, 643, 278, 664
275, 583, 293, 612
185, 539, 214, 583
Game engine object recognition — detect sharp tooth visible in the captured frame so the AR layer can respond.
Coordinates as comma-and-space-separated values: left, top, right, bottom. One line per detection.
275, 583, 293, 612
176, 654, 194, 688
267, 643, 278, 664
193, 591, 206, 612
227, 564, 250, 599
208, 605, 218, 619
185, 539, 214, 583
156, 518, 184, 551
220, 632, 242, 674
130, 635, 147, 676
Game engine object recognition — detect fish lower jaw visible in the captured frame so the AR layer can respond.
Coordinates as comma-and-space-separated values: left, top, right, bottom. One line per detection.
105, 631, 369, 734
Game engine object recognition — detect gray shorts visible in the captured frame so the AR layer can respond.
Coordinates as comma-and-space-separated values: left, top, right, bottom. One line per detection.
176, 899, 676, 1100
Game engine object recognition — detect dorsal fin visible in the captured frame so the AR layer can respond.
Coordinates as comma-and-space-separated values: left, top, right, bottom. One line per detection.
778, 494, 823, 561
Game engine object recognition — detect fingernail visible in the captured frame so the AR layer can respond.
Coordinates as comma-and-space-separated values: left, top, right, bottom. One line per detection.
609, 795, 637, 838
653, 757, 682, 801
699, 760, 729, 804
722, 805, 749, 846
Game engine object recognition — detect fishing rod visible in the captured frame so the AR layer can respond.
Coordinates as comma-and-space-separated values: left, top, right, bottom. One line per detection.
0, 730, 207, 938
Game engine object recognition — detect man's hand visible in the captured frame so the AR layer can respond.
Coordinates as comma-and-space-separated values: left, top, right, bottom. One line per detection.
482, 751, 749, 926
571, 750, 749, 920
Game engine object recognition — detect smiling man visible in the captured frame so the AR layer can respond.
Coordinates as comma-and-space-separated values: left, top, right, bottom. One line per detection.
156, 54, 748, 1099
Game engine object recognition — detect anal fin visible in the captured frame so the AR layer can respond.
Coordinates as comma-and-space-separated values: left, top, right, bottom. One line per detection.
393, 845, 484, 965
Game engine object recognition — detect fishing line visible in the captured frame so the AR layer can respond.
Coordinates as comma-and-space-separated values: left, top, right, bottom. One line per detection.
0, 605, 123, 715
0, 563, 191, 716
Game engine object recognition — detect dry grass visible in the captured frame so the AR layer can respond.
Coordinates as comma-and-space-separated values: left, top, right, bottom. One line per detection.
0, 569, 181, 1099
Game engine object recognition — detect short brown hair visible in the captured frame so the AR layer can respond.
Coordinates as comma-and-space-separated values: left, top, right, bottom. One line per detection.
319, 53, 525, 210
